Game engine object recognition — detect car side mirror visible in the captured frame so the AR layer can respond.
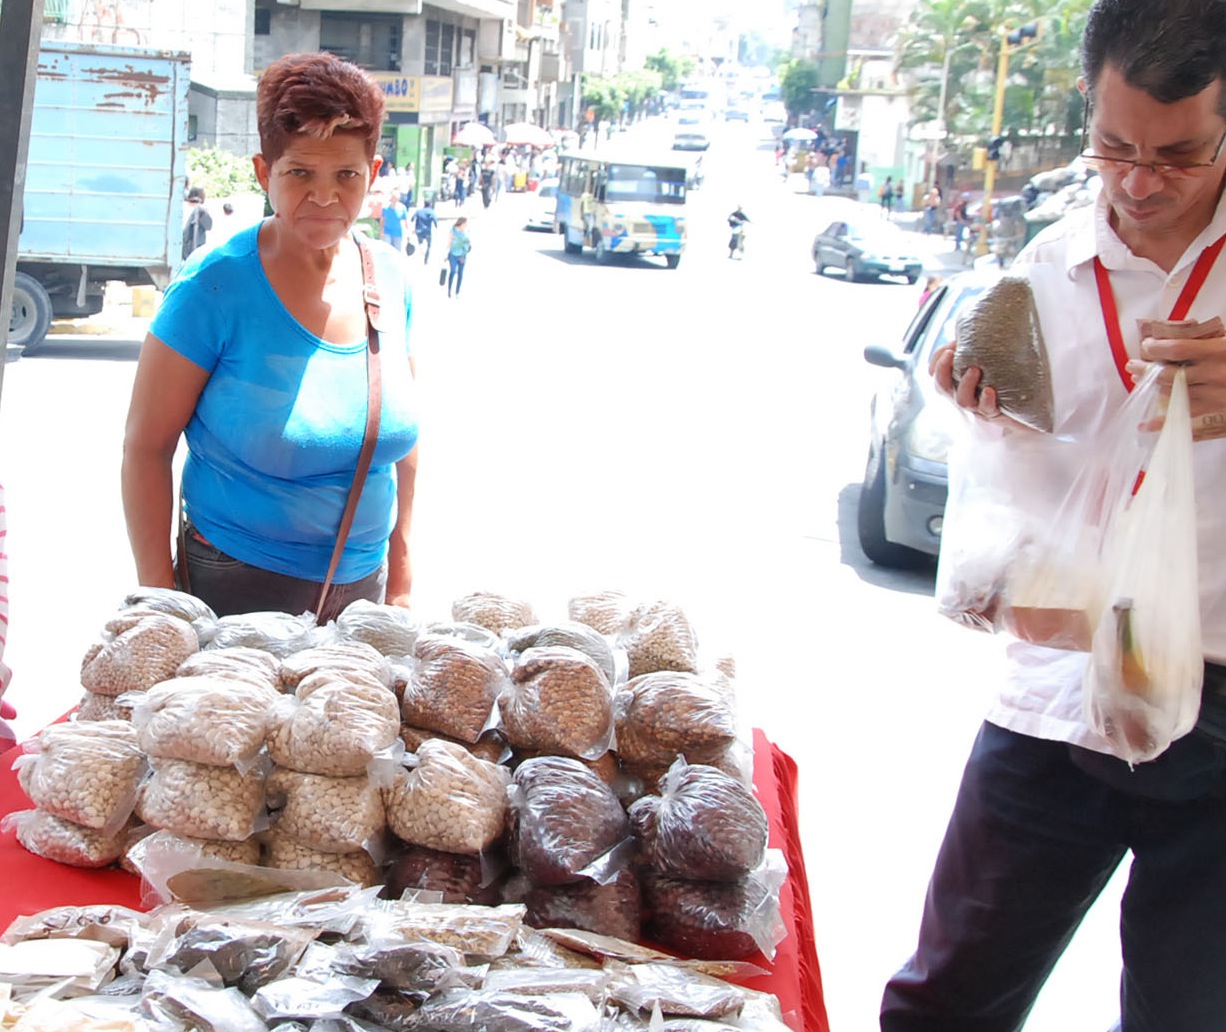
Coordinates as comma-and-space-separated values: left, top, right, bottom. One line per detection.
863, 345, 906, 370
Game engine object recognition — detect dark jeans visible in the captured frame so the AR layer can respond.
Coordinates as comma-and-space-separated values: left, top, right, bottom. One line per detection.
881, 720, 1226, 1032
177, 522, 386, 624
447, 254, 465, 295
416, 230, 432, 262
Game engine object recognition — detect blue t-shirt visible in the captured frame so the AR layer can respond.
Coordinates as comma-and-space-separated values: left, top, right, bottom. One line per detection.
413, 208, 437, 236
151, 223, 418, 583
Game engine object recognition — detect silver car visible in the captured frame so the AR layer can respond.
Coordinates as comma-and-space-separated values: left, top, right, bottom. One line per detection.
857, 271, 997, 567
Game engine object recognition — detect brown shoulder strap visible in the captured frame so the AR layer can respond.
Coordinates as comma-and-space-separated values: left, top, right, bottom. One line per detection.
316, 235, 384, 622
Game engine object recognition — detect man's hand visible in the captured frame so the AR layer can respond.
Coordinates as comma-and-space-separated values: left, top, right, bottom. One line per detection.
1130, 332, 1226, 419
929, 341, 1031, 429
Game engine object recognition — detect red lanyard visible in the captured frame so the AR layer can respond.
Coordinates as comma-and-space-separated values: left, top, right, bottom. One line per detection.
1094, 233, 1226, 390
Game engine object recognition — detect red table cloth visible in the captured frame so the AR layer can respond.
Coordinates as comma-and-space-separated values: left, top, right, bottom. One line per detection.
0, 726, 828, 1031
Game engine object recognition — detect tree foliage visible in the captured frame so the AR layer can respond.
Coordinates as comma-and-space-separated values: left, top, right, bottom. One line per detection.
779, 59, 820, 121
186, 145, 259, 199
644, 48, 695, 92
582, 69, 663, 133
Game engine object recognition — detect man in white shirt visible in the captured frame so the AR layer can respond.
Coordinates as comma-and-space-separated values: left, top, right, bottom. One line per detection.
882, 1, 1226, 1029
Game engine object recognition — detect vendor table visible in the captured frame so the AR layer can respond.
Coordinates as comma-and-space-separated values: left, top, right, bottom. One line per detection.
0, 727, 828, 1031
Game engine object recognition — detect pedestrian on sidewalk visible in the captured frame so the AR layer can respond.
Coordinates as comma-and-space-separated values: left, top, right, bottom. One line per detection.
951, 193, 972, 251
879, 176, 894, 216
381, 191, 408, 253
413, 201, 438, 263
446, 216, 471, 298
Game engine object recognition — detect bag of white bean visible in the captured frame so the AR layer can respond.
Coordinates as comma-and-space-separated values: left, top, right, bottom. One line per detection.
383, 738, 509, 855
336, 599, 422, 657
2, 808, 131, 868
15, 720, 145, 834
207, 610, 335, 658
268, 678, 400, 777
80, 611, 199, 697
266, 767, 386, 855
74, 690, 134, 722
277, 641, 393, 694
136, 757, 267, 842
177, 646, 280, 689
264, 831, 380, 886
129, 676, 281, 769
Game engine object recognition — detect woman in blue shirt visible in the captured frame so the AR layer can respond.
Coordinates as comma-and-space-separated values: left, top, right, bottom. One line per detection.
121, 52, 420, 620
446, 217, 472, 298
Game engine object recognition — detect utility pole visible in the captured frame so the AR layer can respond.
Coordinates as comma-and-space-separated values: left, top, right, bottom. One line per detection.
926, 44, 952, 191
0, 0, 45, 401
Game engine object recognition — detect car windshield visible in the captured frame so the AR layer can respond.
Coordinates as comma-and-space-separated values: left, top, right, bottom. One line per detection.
848, 224, 905, 247
606, 164, 687, 204
538, 183, 557, 198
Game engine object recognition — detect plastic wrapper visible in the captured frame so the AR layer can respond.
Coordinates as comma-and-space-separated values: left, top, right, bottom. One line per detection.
451, 591, 537, 635
614, 673, 739, 770
506, 623, 621, 688
346, 987, 421, 1029
267, 767, 386, 855
423, 620, 503, 651
177, 645, 281, 688
79, 612, 199, 697
606, 961, 745, 1019
268, 677, 400, 777
14, 720, 144, 834
1084, 366, 1202, 762
629, 759, 768, 882
2, 904, 146, 948
362, 901, 526, 960
75, 690, 134, 723
401, 635, 509, 744
617, 601, 700, 678
401, 988, 599, 1031
121, 587, 218, 645
265, 833, 381, 886
501, 646, 614, 760
136, 757, 266, 842
128, 676, 280, 769
140, 968, 268, 1031
336, 599, 422, 656
144, 910, 317, 994
297, 937, 465, 994
508, 756, 631, 887
567, 590, 633, 636
400, 723, 509, 765
382, 843, 505, 905
251, 972, 380, 1022
0, 936, 121, 997
1139, 316, 1226, 441
3, 809, 131, 868
482, 966, 610, 1001
383, 739, 509, 855
952, 273, 1055, 432
506, 866, 641, 941
207, 610, 336, 658
641, 851, 789, 961
278, 641, 394, 694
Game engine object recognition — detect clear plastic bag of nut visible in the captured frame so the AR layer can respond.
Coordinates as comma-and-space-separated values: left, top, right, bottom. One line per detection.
451, 590, 537, 636
382, 842, 507, 905
267, 675, 401, 777
294, 935, 467, 995
383, 738, 509, 855
499, 646, 615, 761
2, 808, 134, 868
507, 756, 633, 887
505, 622, 626, 689
135, 756, 269, 843
502, 865, 642, 943
277, 640, 397, 696
80, 610, 200, 697
641, 849, 789, 961
206, 610, 337, 658
361, 900, 527, 961
401, 634, 510, 744
265, 766, 387, 856
177, 645, 280, 689
126, 675, 281, 772
335, 598, 422, 657
614, 600, 700, 678
628, 758, 769, 882
120, 587, 219, 645
13, 720, 145, 835
614, 671, 741, 770
140, 968, 269, 1032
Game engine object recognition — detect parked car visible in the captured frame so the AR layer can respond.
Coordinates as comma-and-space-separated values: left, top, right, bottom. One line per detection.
812, 218, 923, 284
724, 107, 750, 122
672, 131, 710, 152
524, 177, 559, 231
857, 271, 998, 567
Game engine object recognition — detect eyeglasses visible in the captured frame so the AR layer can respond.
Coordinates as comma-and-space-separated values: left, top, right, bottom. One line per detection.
1080, 97, 1226, 178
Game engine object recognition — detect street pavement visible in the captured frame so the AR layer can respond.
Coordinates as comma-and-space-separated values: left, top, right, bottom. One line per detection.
0, 117, 1124, 1031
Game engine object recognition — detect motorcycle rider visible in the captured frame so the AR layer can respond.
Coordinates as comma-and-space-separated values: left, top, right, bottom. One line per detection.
727, 205, 750, 259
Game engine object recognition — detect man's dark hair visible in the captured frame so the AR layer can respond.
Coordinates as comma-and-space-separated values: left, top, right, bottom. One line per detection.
1082, 0, 1226, 115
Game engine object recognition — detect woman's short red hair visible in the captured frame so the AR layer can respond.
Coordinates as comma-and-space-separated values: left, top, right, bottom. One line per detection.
257, 51, 386, 164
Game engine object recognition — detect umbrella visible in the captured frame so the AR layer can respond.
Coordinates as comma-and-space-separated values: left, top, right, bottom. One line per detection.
452, 122, 496, 148
782, 127, 818, 143
503, 122, 553, 147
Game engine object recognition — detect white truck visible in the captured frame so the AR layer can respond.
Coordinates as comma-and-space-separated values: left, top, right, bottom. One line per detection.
10, 41, 190, 353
